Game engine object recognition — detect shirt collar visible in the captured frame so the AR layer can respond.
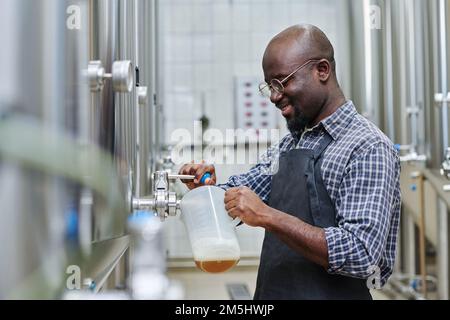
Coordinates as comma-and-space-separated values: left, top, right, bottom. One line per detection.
301, 100, 357, 141
291, 100, 357, 145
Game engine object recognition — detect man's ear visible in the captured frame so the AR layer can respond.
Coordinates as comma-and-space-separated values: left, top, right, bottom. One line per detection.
316, 59, 331, 82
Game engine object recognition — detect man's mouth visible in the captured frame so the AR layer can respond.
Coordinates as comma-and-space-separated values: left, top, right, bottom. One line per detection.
278, 104, 293, 117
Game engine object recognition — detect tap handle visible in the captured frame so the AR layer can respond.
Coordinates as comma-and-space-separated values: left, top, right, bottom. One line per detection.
168, 172, 212, 184
200, 172, 211, 184
168, 174, 195, 180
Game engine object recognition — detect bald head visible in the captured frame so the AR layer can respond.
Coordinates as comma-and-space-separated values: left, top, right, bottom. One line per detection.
263, 24, 336, 74
261, 24, 345, 133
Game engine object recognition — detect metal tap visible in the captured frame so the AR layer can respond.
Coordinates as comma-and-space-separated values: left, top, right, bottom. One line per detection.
87, 60, 134, 93
132, 171, 186, 221
440, 148, 450, 180
395, 144, 427, 163
132, 171, 211, 221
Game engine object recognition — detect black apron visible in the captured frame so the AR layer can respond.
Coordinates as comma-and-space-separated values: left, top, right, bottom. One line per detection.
254, 133, 372, 300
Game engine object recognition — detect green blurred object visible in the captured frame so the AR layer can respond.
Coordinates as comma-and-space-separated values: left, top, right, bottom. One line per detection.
0, 115, 129, 298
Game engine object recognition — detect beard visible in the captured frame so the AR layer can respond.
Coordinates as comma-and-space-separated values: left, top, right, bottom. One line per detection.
286, 105, 310, 138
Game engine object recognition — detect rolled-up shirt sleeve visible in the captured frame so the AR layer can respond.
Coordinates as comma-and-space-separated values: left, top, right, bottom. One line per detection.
324, 141, 401, 285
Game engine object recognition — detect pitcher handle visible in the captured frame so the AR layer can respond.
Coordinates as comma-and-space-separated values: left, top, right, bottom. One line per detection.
231, 217, 242, 227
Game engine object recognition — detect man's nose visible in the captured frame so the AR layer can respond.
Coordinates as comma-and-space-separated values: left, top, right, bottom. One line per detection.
270, 90, 283, 104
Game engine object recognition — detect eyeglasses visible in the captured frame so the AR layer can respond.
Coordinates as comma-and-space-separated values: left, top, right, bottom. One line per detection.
258, 59, 320, 98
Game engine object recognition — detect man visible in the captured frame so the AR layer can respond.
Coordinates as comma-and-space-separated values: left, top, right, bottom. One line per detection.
179, 24, 401, 300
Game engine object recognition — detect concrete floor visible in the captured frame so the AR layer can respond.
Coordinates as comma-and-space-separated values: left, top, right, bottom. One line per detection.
167, 263, 391, 300
167, 265, 258, 300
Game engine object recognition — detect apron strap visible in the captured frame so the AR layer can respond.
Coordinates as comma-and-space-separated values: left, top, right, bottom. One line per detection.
313, 132, 333, 160
307, 132, 334, 227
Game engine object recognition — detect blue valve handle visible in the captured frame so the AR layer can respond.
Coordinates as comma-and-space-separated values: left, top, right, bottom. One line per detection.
200, 172, 212, 184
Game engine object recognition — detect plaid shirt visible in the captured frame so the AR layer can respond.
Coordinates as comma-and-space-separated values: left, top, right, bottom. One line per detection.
218, 100, 401, 286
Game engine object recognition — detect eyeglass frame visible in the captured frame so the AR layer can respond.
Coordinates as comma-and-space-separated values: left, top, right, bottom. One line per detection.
258, 58, 323, 98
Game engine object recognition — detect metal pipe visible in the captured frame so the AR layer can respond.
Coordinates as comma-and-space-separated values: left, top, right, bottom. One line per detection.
134, 0, 141, 197
154, 0, 163, 166
362, 0, 373, 122
77, 235, 130, 293
132, 197, 155, 211
398, 0, 409, 146
407, 0, 418, 149
384, 0, 395, 140
415, 0, 427, 152
439, 0, 449, 155
417, 173, 428, 298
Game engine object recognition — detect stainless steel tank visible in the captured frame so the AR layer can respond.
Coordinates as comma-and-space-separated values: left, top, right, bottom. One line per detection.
0, 0, 160, 298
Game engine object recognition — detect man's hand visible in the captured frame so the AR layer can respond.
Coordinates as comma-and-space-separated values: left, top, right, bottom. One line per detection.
224, 186, 272, 227
178, 161, 217, 190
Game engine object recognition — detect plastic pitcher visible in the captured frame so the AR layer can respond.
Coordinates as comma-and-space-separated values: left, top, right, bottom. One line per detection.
179, 186, 241, 273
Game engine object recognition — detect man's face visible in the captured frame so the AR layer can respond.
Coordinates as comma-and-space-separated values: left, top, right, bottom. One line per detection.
262, 42, 325, 136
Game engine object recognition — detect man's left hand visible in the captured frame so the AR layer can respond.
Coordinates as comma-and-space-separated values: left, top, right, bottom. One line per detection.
224, 186, 271, 227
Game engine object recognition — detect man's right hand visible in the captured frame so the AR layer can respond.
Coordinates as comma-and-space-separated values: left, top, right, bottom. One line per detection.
178, 161, 217, 190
